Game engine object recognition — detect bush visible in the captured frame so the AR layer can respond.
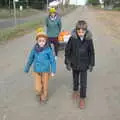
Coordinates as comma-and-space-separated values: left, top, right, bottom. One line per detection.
88, 0, 100, 5
29, 0, 45, 9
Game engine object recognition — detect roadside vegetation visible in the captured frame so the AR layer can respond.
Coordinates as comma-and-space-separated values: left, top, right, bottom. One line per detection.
0, 5, 76, 43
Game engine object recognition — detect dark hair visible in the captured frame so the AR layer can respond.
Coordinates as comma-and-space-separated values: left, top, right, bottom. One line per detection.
76, 20, 88, 31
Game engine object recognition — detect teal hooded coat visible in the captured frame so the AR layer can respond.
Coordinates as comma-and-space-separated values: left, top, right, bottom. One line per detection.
46, 15, 62, 38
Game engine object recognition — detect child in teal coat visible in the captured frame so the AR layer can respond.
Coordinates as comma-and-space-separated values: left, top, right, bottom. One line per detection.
46, 7, 62, 59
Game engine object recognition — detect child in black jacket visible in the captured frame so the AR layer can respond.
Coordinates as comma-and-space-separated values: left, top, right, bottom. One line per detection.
65, 20, 95, 109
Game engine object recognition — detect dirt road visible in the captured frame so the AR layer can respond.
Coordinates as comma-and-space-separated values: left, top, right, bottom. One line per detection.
0, 7, 120, 120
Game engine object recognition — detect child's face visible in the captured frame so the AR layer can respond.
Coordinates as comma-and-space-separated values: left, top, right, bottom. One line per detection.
51, 12, 56, 17
77, 29, 86, 37
37, 37, 46, 47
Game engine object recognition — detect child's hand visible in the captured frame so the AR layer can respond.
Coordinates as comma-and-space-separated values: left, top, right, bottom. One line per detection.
89, 66, 93, 72
24, 70, 29, 73
24, 68, 29, 73
66, 64, 71, 71
51, 73, 55, 77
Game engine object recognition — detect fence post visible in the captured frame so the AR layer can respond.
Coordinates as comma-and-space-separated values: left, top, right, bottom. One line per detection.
13, 0, 17, 26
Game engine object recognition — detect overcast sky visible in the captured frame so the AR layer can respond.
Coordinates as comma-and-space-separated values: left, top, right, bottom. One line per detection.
69, 0, 88, 5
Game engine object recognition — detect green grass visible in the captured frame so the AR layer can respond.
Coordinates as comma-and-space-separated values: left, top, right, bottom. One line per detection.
0, 18, 45, 42
112, 7, 120, 11
0, 8, 41, 19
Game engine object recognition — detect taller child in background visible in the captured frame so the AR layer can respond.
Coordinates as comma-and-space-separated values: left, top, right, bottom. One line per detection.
46, 7, 62, 60
65, 20, 95, 109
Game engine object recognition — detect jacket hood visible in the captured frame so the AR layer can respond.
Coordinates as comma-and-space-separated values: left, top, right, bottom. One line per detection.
49, 14, 60, 21
71, 29, 92, 40
34, 42, 49, 53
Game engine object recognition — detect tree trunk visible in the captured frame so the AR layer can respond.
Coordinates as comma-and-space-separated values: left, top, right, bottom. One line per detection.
25, 0, 29, 8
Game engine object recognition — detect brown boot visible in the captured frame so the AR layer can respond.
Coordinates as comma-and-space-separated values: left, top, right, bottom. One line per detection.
79, 98, 85, 109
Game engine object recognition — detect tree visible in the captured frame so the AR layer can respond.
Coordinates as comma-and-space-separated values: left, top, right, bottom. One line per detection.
29, 0, 45, 9
0, 0, 9, 7
88, 0, 100, 5
113, 0, 120, 7
103, 0, 120, 8
0, 0, 46, 9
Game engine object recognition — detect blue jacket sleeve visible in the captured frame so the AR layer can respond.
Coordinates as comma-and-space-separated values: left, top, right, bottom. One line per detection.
48, 48, 56, 73
24, 48, 35, 73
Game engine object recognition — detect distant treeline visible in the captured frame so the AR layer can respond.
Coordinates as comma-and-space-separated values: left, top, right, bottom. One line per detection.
88, 0, 120, 7
0, 0, 47, 9
104, 0, 120, 8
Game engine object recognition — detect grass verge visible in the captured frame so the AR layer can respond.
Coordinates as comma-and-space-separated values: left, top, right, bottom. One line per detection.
0, 8, 41, 19
112, 7, 120, 11
0, 19, 44, 42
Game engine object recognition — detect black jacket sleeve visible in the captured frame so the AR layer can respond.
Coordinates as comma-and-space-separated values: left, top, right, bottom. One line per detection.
89, 39, 95, 67
65, 37, 72, 65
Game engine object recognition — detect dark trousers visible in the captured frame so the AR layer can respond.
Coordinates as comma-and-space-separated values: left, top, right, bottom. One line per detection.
72, 69, 87, 98
48, 37, 59, 56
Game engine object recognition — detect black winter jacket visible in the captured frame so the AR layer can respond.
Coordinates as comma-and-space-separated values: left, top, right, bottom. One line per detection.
65, 31, 95, 71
